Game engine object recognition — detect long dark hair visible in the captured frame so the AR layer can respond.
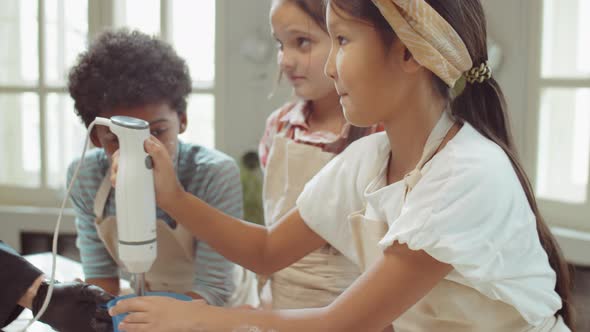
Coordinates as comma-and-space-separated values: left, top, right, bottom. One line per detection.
328, 0, 575, 328
287, 0, 328, 32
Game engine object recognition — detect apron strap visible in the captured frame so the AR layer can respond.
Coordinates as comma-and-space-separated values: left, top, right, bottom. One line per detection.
93, 169, 112, 219
404, 111, 455, 195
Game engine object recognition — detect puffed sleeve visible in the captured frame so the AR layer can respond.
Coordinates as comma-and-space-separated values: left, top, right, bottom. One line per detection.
297, 133, 390, 262
379, 143, 525, 277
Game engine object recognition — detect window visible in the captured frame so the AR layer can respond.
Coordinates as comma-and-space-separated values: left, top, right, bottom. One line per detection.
528, 0, 590, 230
0, 0, 219, 207
0, 0, 88, 206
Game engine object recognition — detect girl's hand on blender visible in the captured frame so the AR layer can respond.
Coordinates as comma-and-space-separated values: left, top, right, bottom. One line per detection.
110, 296, 214, 332
110, 136, 185, 211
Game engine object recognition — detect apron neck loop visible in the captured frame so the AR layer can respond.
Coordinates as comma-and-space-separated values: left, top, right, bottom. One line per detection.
93, 169, 112, 219
403, 111, 455, 195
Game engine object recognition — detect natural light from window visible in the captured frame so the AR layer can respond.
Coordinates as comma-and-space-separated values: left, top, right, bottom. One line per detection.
0, 0, 217, 198
536, 0, 590, 204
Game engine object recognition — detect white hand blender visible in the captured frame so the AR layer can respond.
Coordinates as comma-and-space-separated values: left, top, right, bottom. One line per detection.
96, 115, 157, 295
22, 115, 156, 330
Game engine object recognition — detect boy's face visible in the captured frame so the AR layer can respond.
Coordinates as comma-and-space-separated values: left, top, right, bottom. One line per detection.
91, 103, 187, 162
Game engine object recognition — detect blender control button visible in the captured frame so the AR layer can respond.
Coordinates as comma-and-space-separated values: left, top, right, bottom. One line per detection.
145, 156, 153, 169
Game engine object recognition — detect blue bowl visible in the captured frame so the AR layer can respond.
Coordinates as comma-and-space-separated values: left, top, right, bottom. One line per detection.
107, 292, 192, 332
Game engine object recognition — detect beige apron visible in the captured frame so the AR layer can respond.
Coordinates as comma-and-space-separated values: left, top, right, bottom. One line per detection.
261, 135, 361, 309
93, 172, 196, 294
226, 264, 260, 308
348, 112, 569, 331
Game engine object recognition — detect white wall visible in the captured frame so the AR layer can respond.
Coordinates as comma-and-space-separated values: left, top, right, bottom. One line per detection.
218, 0, 291, 159
481, 0, 529, 155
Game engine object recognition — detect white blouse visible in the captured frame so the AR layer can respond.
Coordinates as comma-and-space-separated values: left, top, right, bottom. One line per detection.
296, 123, 562, 326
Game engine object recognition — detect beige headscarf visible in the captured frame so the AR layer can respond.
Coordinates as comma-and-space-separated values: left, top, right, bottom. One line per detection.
372, 0, 473, 88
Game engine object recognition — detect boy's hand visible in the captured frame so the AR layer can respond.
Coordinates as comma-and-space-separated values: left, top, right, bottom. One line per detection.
110, 136, 185, 211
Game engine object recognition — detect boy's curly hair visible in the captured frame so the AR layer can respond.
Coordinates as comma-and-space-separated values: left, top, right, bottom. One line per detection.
68, 29, 192, 126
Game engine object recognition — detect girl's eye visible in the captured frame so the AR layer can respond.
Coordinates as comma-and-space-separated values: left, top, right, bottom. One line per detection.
297, 37, 311, 48
337, 36, 348, 46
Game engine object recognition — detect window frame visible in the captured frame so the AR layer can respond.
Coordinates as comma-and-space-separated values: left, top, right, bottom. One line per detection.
525, 0, 590, 232
0, 0, 226, 207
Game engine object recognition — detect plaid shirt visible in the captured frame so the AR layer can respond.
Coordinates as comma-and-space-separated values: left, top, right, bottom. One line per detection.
259, 100, 384, 169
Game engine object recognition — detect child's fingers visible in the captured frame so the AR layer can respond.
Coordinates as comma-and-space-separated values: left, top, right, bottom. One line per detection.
143, 136, 169, 167
118, 321, 148, 332
109, 297, 148, 316
144, 136, 158, 155
122, 312, 151, 324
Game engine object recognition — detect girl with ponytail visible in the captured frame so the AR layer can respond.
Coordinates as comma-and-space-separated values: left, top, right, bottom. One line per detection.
109, 1, 575, 331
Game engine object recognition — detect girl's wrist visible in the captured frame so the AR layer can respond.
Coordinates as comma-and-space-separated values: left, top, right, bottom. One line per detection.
160, 183, 186, 212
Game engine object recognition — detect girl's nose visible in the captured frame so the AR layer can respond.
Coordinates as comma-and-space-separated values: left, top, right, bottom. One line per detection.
278, 50, 295, 72
324, 47, 337, 80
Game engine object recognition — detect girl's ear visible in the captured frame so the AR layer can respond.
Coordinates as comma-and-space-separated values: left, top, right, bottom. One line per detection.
400, 46, 422, 74
387, 40, 421, 75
